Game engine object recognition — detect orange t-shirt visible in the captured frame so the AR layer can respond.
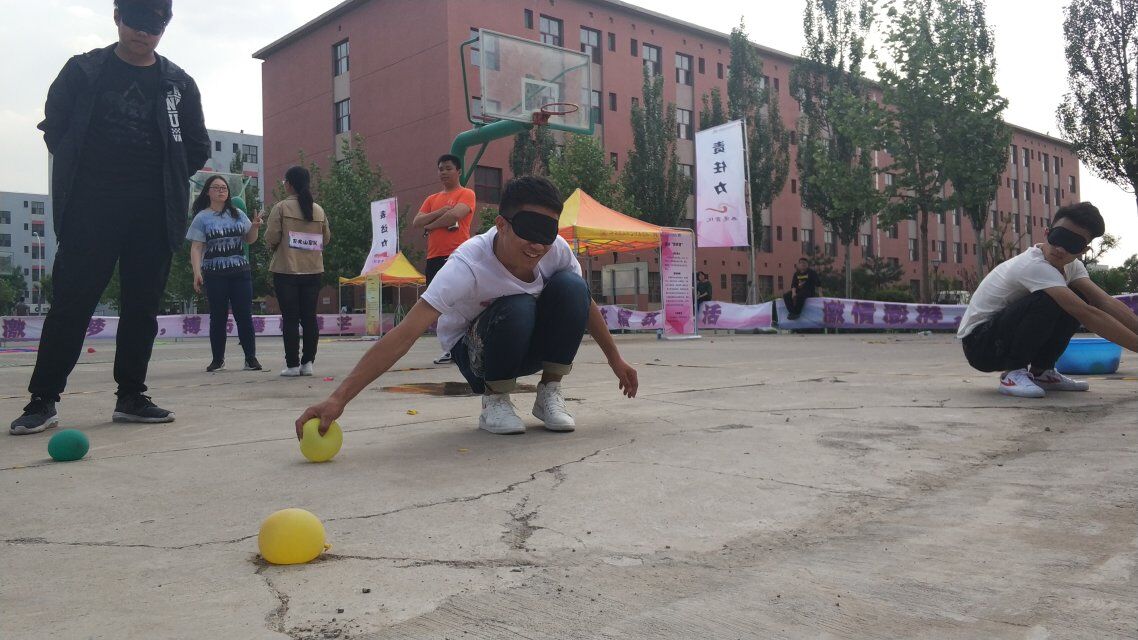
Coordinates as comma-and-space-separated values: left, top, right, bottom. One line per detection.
421, 187, 477, 259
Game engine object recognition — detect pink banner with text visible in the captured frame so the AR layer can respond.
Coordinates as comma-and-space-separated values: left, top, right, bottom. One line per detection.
0, 314, 389, 342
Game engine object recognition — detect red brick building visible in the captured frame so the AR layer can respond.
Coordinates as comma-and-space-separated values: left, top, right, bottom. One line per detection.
254, 0, 1080, 306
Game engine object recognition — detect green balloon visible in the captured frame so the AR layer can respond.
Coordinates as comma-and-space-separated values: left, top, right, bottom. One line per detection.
48, 429, 89, 462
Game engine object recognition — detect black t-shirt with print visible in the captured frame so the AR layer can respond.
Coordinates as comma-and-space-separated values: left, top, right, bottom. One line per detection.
76, 51, 164, 199
791, 268, 820, 297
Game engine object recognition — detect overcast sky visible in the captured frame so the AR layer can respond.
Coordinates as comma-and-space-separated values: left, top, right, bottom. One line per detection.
1, 0, 1133, 265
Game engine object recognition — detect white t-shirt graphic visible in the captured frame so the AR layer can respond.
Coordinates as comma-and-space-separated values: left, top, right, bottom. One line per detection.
421, 228, 581, 350
957, 245, 1089, 338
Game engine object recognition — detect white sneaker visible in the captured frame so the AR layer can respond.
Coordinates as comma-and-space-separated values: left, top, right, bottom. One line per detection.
532, 381, 575, 432
280, 366, 301, 377
998, 369, 1045, 398
479, 394, 525, 435
1034, 369, 1090, 392
300, 362, 314, 376
433, 351, 454, 365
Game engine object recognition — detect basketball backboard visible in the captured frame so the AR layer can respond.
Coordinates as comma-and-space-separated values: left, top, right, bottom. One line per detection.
475, 29, 593, 135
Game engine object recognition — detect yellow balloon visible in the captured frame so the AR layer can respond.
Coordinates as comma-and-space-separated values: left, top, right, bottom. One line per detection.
299, 419, 343, 462
258, 508, 329, 565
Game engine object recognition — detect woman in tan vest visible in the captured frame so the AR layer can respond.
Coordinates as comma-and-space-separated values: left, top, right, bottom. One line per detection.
265, 166, 331, 377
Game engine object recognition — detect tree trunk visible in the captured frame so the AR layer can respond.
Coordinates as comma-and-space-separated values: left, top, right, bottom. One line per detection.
975, 221, 987, 278
919, 209, 930, 303
844, 242, 853, 298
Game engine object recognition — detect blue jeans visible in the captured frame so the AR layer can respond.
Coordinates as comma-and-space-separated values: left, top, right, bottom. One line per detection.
203, 270, 256, 362
452, 271, 590, 394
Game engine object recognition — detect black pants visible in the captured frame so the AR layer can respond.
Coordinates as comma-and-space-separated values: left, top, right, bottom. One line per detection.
203, 270, 256, 363
783, 290, 813, 316
274, 272, 322, 368
962, 290, 1081, 373
29, 198, 172, 401
425, 256, 448, 285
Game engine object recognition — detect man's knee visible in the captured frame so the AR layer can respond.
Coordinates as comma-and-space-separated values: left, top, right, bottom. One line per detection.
543, 271, 589, 304
482, 294, 537, 334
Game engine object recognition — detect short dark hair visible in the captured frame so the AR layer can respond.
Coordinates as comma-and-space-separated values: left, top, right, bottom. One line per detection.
797, 257, 810, 264
114, 0, 172, 19
499, 176, 564, 218
437, 154, 462, 170
1053, 201, 1105, 239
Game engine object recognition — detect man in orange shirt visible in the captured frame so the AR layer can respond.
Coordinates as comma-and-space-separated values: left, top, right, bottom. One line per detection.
412, 153, 476, 364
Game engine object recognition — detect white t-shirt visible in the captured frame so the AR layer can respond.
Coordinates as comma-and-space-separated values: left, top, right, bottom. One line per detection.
957, 245, 1089, 338
421, 228, 582, 350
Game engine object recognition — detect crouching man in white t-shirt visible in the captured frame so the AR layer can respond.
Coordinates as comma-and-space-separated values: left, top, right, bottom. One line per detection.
957, 202, 1138, 397
295, 176, 638, 436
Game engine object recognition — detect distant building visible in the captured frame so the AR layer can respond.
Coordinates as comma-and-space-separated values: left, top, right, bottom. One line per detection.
0, 191, 56, 311
255, 0, 1080, 304
203, 129, 265, 196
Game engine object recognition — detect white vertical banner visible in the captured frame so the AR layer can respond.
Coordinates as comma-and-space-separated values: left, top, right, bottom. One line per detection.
660, 228, 699, 339
360, 197, 399, 276
695, 120, 749, 248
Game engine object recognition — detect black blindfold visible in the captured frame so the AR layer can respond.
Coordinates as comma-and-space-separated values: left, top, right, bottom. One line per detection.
120, 5, 170, 36
1046, 226, 1089, 254
505, 210, 559, 245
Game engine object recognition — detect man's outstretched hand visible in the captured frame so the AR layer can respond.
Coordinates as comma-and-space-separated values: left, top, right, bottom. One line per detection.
295, 398, 345, 439
609, 357, 638, 398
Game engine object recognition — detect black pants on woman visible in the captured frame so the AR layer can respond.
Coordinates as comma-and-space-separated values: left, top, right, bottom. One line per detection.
273, 273, 322, 368
203, 270, 256, 363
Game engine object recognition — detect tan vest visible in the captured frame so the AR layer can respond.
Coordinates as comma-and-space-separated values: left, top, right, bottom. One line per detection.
266, 196, 331, 274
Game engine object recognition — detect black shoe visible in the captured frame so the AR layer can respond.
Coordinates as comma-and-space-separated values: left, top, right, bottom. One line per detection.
112, 394, 175, 423
10, 397, 59, 435
244, 357, 263, 371
206, 359, 225, 372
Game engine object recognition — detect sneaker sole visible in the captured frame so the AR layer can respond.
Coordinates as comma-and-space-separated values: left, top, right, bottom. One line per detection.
1036, 384, 1089, 392
478, 419, 525, 435
532, 407, 576, 432
9, 416, 60, 435
998, 386, 1045, 399
281, 372, 302, 377
112, 412, 176, 423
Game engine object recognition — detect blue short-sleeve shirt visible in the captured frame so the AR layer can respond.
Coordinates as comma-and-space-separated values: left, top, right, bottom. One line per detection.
187, 208, 252, 274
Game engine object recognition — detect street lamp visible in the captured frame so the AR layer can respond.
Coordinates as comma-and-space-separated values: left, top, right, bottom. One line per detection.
31, 231, 41, 315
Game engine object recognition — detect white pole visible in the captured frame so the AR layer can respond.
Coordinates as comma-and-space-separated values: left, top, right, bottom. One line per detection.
740, 119, 757, 304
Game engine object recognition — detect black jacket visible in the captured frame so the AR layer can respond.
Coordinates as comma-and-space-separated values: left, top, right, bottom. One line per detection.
37, 45, 211, 251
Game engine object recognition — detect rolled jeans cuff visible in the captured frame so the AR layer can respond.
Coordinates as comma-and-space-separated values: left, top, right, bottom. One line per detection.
542, 361, 572, 377
485, 378, 519, 393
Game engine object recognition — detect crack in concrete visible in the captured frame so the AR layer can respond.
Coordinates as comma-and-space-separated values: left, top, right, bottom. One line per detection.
503, 496, 541, 550
321, 553, 539, 570
2, 533, 257, 551
255, 564, 291, 636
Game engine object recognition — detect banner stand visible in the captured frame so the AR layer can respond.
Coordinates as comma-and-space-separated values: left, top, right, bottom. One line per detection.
660, 227, 700, 341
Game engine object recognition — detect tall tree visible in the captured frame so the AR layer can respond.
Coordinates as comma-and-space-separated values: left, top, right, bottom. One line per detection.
230, 152, 273, 299
790, 0, 883, 297
938, 0, 1010, 277
309, 135, 393, 286
621, 68, 690, 227
1057, 0, 1138, 212
699, 87, 727, 130
548, 133, 639, 215
508, 126, 556, 177
878, 0, 954, 303
726, 20, 791, 256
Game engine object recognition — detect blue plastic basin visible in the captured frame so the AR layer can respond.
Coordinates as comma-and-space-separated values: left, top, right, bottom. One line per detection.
1055, 337, 1122, 375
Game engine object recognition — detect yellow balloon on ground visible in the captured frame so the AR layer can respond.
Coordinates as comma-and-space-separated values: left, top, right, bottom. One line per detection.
299, 418, 343, 462
258, 508, 329, 565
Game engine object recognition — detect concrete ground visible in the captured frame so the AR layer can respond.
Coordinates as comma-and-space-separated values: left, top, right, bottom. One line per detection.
0, 332, 1134, 639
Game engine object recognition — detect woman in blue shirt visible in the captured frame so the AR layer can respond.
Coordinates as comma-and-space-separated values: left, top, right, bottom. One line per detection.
187, 175, 263, 372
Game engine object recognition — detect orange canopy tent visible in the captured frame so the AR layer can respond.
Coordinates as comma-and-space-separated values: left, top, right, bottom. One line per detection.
338, 251, 426, 287
558, 188, 663, 255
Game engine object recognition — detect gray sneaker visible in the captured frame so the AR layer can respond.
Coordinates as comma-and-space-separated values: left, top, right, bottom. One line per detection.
10, 397, 59, 435
112, 394, 175, 423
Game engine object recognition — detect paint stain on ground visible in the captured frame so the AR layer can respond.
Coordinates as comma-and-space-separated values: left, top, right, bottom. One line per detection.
380, 382, 539, 397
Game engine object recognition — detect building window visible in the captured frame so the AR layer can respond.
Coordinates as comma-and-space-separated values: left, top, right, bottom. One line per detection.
1012, 179, 1018, 199
471, 96, 483, 119
823, 229, 835, 255
761, 226, 772, 252
610, 152, 618, 169
1054, 160, 1060, 176
469, 28, 481, 66
214, 140, 221, 152
1054, 187, 1061, 204
792, 227, 798, 242
334, 99, 350, 134
233, 142, 239, 153
1042, 153, 1050, 172
801, 228, 815, 255
608, 92, 617, 111
679, 163, 694, 193
719, 273, 728, 289
1022, 148, 1029, 167
789, 130, 797, 145
908, 238, 919, 261
938, 240, 946, 260
676, 108, 692, 139
1024, 182, 1031, 201
791, 178, 797, 194
630, 38, 638, 57
642, 43, 661, 75
333, 40, 349, 77
717, 62, 724, 79
473, 166, 502, 204
728, 274, 747, 303
608, 32, 616, 52
777, 275, 785, 290
698, 57, 706, 74
590, 90, 603, 125
1044, 186, 1051, 204
524, 9, 533, 29
30, 202, 45, 217
773, 77, 780, 93
675, 53, 692, 85
1009, 144, 1017, 164
1068, 176, 1077, 193
648, 271, 661, 303
886, 224, 899, 239
539, 15, 563, 46
631, 96, 639, 110
580, 27, 601, 64
31, 221, 45, 236
241, 144, 258, 164
953, 208, 961, 226
1013, 214, 1021, 233
776, 225, 783, 241
861, 233, 873, 255
0, 234, 9, 247
0, 211, 9, 225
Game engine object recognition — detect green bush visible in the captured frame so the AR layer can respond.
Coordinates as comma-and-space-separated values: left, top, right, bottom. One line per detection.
873, 288, 916, 303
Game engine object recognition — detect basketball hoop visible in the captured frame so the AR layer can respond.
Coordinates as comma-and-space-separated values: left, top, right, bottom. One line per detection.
532, 102, 579, 125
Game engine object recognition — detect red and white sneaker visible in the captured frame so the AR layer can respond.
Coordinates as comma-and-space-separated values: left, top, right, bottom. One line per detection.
999, 369, 1045, 398
1034, 369, 1090, 392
